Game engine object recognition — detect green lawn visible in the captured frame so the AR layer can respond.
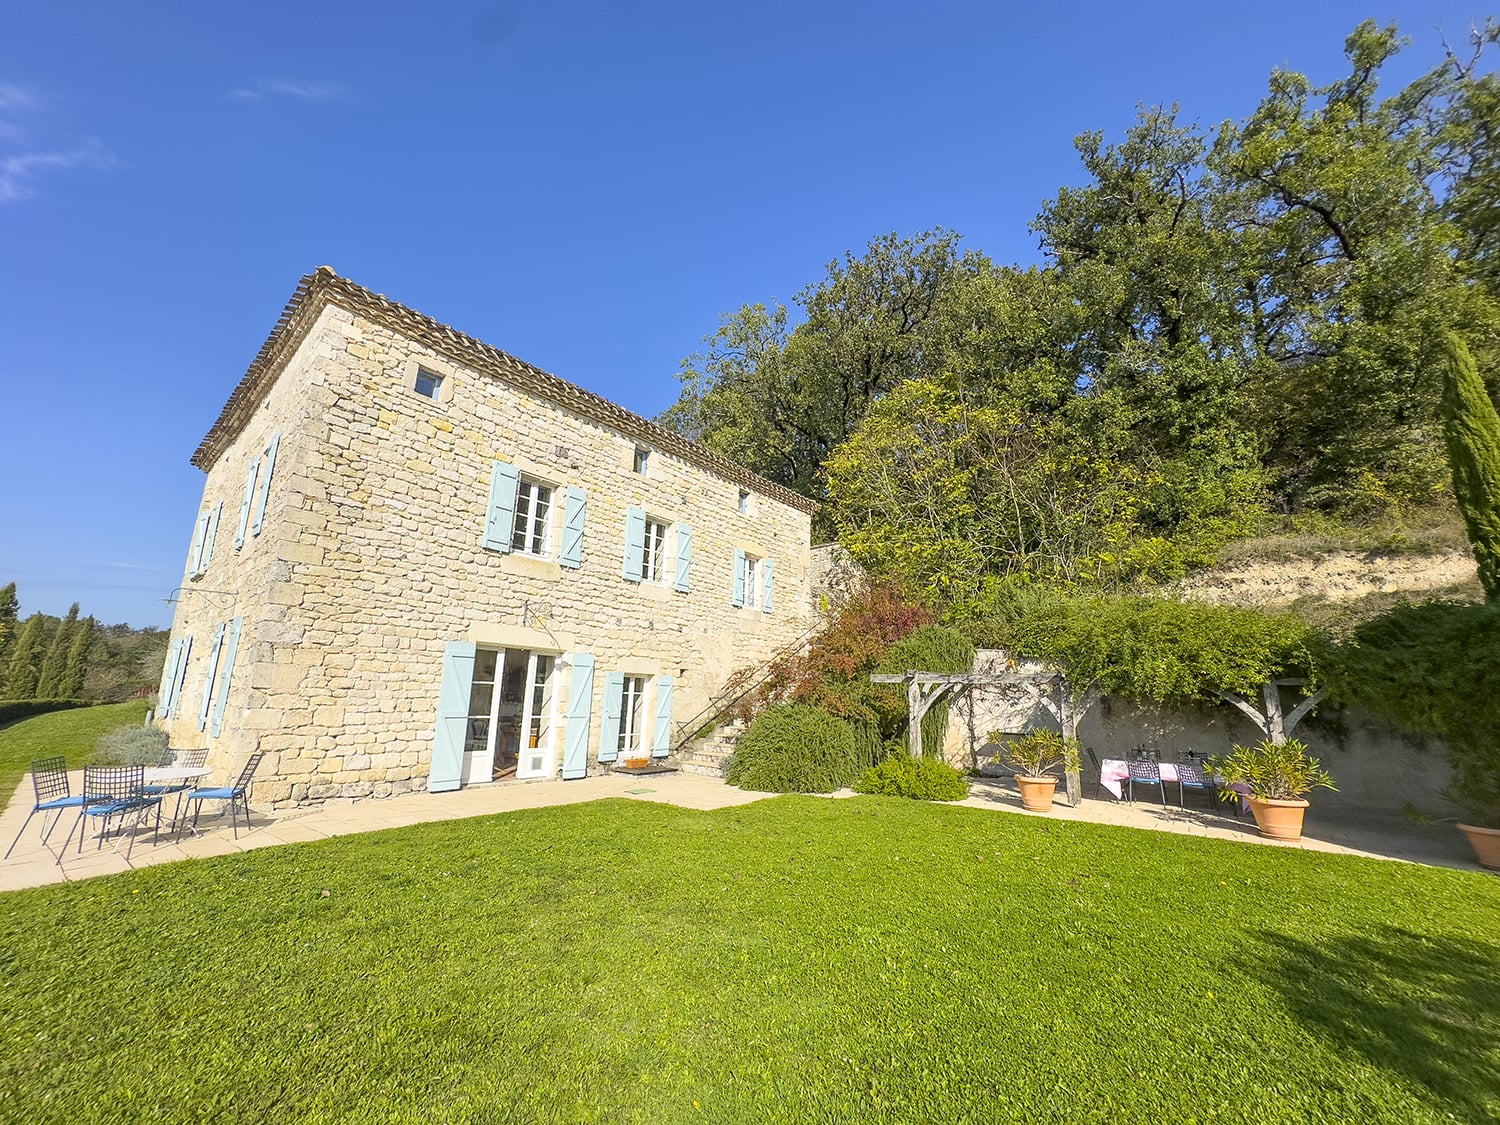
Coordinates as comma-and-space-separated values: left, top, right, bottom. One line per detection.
1, 796, 1497, 1124
0, 700, 150, 796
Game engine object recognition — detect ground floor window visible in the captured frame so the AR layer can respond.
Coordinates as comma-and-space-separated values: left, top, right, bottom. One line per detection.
617, 674, 646, 756
464, 647, 558, 782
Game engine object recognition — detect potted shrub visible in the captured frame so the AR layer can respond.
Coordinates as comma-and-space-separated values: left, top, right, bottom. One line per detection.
991, 729, 1080, 811
1210, 738, 1335, 841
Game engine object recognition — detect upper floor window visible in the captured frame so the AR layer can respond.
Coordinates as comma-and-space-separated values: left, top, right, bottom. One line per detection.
512, 478, 552, 556
742, 553, 762, 605
737, 489, 751, 515
633, 446, 651, 474
413, 367, 443, 400
640, 518, 668, 582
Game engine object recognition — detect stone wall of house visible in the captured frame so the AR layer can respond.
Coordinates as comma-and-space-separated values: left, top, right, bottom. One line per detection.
158, 301, 813, 805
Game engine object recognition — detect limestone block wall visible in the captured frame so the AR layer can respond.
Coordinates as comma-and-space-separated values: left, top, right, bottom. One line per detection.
155, 305, 349, 784
158, 298, 814, 805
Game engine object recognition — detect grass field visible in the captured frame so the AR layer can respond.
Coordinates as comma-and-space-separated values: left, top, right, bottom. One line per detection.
1, 796, 1496, 1124
0, 700, 150, 795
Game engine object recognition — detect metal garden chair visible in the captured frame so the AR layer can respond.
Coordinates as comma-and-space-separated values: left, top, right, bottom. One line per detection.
62, 765, 163, 862
185, 752, 264, 839
4, 757, 88, 858
1125, 757, 1166, 805
1172, 759, 1217, 810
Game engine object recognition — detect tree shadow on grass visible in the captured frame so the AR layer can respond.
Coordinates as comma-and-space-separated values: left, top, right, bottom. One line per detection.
1239, 925, 1500, 1121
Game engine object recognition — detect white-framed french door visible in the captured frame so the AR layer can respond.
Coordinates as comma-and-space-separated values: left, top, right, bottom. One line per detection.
463, 647, 558, 784
516, 652, 557, 779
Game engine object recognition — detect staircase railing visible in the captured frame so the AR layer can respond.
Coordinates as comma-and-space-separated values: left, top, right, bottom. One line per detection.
672, 622, 824, 755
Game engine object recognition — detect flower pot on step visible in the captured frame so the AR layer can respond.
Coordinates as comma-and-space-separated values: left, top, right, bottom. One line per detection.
1458, 823, 1500, 870
1249, 796, 1309, 841
1016, 775, 1058, 812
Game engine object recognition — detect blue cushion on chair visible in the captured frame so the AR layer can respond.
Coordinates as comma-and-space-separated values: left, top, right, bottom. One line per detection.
37, 795, 86, 811
188, 787, 237, 801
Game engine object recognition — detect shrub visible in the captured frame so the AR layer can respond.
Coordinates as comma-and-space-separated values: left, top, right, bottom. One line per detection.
0, 698, 90, 727
726, 705, 867, 793
96, 723, 169, 767
854, 755, 969, 801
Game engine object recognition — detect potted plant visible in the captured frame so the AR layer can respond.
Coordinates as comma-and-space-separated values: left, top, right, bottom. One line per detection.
1210, 738, 1335, 841
991, 729, 1080, 811
1448, 750, 1500, 870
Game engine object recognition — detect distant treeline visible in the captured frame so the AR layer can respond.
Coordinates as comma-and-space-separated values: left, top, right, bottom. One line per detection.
0, 582, 171, 704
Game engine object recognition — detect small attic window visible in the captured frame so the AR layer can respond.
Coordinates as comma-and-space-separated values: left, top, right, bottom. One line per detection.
633, 446, 651, 474
413, 368, 443, 400
738, 489, 750, 514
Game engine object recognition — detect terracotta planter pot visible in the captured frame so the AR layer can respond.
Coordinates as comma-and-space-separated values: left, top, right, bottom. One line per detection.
1459, 823, 1500, 870
1016, 775, 1058, 812
1249, 796, 1310, 841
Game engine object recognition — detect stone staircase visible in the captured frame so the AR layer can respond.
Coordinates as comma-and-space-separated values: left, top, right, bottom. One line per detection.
679, 720, 746, 778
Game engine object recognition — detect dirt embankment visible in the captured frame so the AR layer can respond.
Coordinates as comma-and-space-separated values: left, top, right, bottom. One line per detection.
1173, 549, 1479, 609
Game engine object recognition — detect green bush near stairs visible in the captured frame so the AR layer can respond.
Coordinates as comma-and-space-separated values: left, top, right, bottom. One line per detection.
725, 704, 871, 793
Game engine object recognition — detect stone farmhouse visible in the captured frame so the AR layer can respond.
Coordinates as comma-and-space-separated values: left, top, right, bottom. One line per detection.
154, 267, 816, 805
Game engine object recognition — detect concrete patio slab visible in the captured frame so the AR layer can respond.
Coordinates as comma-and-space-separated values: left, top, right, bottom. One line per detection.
0, 767, 1485, 893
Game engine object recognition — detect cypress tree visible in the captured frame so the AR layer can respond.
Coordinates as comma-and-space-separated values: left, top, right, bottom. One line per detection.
4, 615, 46, 699
36, 603, 78, 698
1442, 333, 1500, 602
0, 582, 17, 659
61, 616, 96, 699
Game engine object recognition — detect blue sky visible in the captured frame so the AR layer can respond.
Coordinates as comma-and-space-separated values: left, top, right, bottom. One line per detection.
0, 1, 1488, 627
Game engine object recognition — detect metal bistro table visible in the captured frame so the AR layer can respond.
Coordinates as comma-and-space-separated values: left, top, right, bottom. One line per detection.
142, 766, 213, 838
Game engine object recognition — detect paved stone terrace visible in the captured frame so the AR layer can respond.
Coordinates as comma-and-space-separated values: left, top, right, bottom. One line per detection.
0, 770, 1482, 893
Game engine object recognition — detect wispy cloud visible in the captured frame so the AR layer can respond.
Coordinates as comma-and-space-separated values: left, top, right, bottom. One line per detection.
231, 79, 345, 102
0, 81, 39, 112
0, 84, 113, 203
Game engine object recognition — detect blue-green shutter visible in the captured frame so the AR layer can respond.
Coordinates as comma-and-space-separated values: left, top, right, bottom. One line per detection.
483, 461, 520, 552
674, 524, 692, 592
429, 641, 477, 792
157, 638, 184, 717
234, 458, 259, 550
209, 616, 242, 737
762, 558, 775, 612
166, 635, 193, 720
560, 486, 587, 569
250, 433, 280, 536
563, 653, 594, 780
188, 510, 210, 577
200, 501, 222, 572
652, 674, 674, 758
731, 548, 746, 607
197, 622, 227, 732
599, 671, 624, 761
622, 506, 646, 581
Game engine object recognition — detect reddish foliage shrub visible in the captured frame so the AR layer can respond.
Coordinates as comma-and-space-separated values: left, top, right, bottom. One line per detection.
728, 582, 935, 726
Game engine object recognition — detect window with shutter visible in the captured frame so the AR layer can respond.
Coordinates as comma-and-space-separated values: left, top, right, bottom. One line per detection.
483, 461, 520, 552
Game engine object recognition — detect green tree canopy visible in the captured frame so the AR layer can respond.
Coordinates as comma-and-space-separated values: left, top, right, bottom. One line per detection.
1441, 332, 1500, 599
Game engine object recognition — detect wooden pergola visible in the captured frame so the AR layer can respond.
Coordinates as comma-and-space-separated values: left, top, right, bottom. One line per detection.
871, 669, 1099, 805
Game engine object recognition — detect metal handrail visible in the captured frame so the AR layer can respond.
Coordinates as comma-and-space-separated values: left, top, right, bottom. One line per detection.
671, 622, 824, 754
